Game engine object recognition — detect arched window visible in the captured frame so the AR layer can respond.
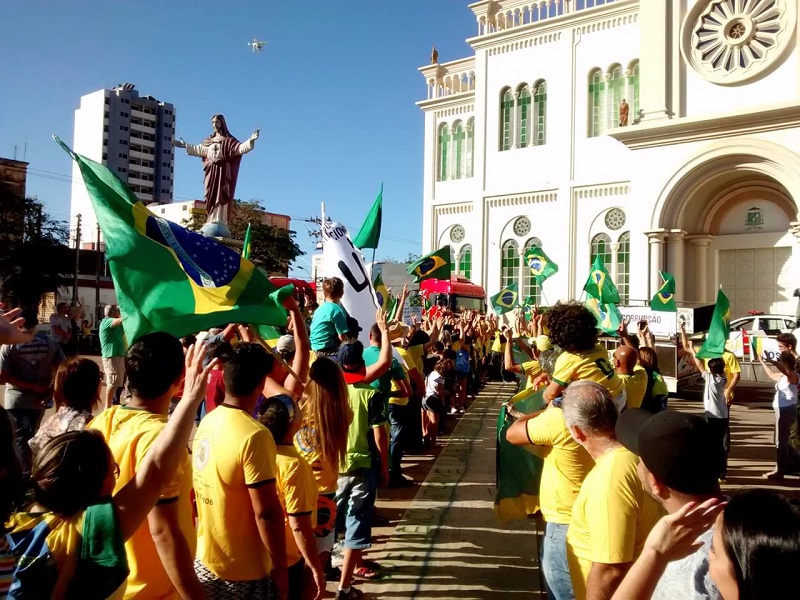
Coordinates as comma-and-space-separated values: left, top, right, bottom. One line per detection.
607, 64, 624, 128
533, 80, 547, 146
590, 233, 612, 268
459, 245, 473, 280
438, 124, 450, 181
452, 120, 465, 179
517, 85, 531, 147
617, 231, 630, 303
629, 60, 640, 117
501, 240, 520, 289
501, 88, 514, 151
523, 237, 543, 305
465, 118, 475, 177
588, 69, 605, 137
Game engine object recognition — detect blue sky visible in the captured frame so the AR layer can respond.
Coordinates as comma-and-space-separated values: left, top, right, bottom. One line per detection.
2, 1, 475, 275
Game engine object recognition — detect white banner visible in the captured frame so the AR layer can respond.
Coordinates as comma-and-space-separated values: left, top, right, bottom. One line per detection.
321, 221, 379, 345
617, 306, 699, 337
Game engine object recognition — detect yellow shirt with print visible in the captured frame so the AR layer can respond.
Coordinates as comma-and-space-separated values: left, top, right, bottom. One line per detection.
90, 405, 193, 600
704, 350, 741, 384
193, 405, 278, 581
552, 345, 624, 398
389, 347, 416, 406
294, 424, 338, 495
618, 366, 648, 409
525, 406, 593, 524
405, 344, 426, 375
566, 446, 663, 600
275, 445, 318, 567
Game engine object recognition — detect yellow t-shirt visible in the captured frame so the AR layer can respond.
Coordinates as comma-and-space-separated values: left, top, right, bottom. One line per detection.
552, 345, 624, 398
275, 445, 318, 567
618, 366, 648, 409
90, 405, 193, 600
522, 360, 544, 390
406, 344, 425, 375
525, 406, 593, 524
294, 424, 338, 495
192, 404, 278, 581
704, 351, 741, 383
566, 447, 663, 600
491, 333, 505, 353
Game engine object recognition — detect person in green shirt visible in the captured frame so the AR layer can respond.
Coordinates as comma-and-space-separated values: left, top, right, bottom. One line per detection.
309, 278, 350, 355
99, 305, 127, 409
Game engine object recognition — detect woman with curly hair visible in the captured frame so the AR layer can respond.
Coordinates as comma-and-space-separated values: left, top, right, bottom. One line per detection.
543, 302, 625, 409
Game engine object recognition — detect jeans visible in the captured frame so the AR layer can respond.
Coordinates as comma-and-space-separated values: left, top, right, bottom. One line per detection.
540, 522, 574, 600
706, 417, 730, 478
776, 405, 800, 473
9, 408, 44, 478
335, 469, 377, 550
387, 403, 407, 481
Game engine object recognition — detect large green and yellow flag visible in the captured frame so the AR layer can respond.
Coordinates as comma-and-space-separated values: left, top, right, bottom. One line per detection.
650, 271, 677, 312
491, 283, 519, 315
57, 136, 292, 343
373, 272, 390, 309
696, 289, 731, 359
586, 296, 623, 335
407, 246, 451, 283
583, 255, 620, 305
525, 245, 558, 285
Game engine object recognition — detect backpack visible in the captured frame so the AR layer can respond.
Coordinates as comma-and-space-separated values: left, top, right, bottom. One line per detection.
455, 349, 470, 374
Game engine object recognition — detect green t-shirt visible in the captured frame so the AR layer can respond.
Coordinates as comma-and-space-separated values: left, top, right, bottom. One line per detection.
362, 345, 406, 396
99, 318, 127, 358
341, 383, 387, 473
309, 302, 349, 351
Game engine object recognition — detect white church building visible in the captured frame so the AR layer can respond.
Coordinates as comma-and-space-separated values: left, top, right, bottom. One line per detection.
418, 0, 800, 319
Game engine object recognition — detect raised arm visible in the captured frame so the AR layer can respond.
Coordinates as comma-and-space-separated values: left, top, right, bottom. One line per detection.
680, 322, 706, 372
283, 296, 310, 397
364, 309, 391, 383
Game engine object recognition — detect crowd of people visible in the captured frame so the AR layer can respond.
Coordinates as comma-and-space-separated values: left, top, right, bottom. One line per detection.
0, 280, 799, 600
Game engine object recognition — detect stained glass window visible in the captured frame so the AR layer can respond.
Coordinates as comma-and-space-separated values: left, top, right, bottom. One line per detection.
501, 240, 520, 289
590, 233, 612, 268
523, 237, 543, 305
518, 85, 531, 147
501, 89, 514, 151
438, 124, 450, 181
534, 80, 547, 146
589, 69, 605, 137
617, 232, 630, 303
453, 121, 465, 179
459, 245, 473, 280
608, 64, 624, 128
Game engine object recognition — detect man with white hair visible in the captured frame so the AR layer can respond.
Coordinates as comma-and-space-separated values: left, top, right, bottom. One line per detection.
562, 381, 661, 600
99, 304, 127, 409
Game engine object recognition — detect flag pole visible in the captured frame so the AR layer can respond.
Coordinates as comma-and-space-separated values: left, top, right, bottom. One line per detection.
540, 285, 550, 307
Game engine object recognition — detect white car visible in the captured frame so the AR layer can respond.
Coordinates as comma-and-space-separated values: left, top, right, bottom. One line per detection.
729, 314, 797, 336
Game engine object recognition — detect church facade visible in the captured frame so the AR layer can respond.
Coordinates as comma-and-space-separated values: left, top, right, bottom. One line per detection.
418, 0, 800, 319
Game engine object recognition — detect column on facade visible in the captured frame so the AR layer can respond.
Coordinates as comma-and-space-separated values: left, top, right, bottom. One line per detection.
687, 235, 713, 303
518, 244, 526, 298
666, 229, 686, 300
646, 230, 668, 298
610, 241, 620, 284
638, 0, 672, 121
512, 90, 520, 149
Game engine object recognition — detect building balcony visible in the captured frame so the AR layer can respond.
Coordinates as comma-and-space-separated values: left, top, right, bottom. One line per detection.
130, 121, 156, 134
418, 57, 476, 102
468, 0, 625, 37
129, 162, 154, 175
130, 149, 154, 160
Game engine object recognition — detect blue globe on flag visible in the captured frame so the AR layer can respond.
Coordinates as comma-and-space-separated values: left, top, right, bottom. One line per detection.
501, 291, 515, 305
376, 292, 385, 307
529, 257, 543, 273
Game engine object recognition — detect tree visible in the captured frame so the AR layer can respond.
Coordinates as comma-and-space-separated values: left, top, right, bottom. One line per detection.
182, 199, 304, 276
0, 185, 70, 309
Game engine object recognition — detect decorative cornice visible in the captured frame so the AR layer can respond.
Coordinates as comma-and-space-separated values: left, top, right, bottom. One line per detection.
417, 91, 476, 111
485, 190, 557, 208
486, 31, 562, 57
433, 202, 474, 216
577, 12, 638, 34
573, 182, 630, 199
435, 104, 475, 119
610, 102, 800, 150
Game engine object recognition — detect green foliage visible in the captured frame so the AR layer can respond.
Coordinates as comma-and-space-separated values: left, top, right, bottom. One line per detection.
229, 200, 303, 275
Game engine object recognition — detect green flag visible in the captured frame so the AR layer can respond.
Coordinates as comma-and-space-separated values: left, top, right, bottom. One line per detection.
491, 283, 519, 315
242, 222, 252, 259
525, 245, 558, 285
583, 255, 620, 305
696, 289, 731, 359
373, 272, 390, 308
407, 246, 452, 283
650, 271, 677, 312
352, 185, 383, 250
56, 136, 292, 343
385, 292, 398, 319
586, 296, 623, 335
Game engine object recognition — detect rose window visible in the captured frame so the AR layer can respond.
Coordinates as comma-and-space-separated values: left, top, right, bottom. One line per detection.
604, 208, 626, 231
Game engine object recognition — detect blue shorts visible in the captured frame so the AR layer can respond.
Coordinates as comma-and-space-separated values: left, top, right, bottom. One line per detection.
335, 469, 377, 550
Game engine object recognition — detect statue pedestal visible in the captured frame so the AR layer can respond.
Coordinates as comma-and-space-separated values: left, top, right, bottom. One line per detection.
201, 221, 231, 239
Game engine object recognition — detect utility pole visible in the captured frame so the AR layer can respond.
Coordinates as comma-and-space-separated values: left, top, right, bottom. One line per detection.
72, 214, 81, 304
95, 223, 101, 325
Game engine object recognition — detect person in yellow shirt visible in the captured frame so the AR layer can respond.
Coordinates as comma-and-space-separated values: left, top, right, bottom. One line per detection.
503, 329, 545, 391
614, 345, 648, 409
192, 343, 288, 598
506, 400, 593, 599
89, 332, 204, 600
562, 382, 662, 600
544, 302, 626, 409
260, 395, 325, 600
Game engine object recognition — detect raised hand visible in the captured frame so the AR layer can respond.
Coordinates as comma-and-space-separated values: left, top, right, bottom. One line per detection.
643, 498, 726, 562
0, 306, 34, 345
250, 128, 260, 142
181, 343, 216, 408
173, 138, 187, 149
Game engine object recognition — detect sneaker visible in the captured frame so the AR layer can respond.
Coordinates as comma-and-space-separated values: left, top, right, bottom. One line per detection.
764, 470, 785, 481
450, 407, 458, 415
335, 587, 363, 599
389, 476, 415, 488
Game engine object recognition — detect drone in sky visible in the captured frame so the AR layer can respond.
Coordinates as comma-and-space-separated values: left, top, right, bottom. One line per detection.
248, 38, 268, 53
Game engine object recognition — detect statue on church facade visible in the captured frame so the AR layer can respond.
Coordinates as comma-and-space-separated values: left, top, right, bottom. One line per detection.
174, 114, 259, 238
619, 99, 630, 127
431, 45, 439, 64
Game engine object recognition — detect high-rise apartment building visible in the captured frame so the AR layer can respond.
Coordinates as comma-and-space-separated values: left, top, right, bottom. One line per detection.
70, 83, 175, 247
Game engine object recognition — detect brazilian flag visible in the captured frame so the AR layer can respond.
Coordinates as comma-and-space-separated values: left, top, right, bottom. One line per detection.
491, 283, 518, 315
696, 289, 731, 359
650, 271, 677, 312
583, 255, 620, 305
373, 273, 390, 308
57, 136, 293, 343
586, 296, 622, 335
407, 246, 452, 283
525, 245, 558, 285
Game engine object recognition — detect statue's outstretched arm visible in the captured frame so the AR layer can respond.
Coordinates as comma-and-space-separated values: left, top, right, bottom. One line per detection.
236, 129, 260, 156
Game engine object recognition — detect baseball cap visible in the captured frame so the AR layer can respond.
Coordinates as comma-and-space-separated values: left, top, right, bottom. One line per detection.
346, 316, 362, 338
276, 334, 295, 357
337, 341, 366, 384
616, 409, 719, 495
